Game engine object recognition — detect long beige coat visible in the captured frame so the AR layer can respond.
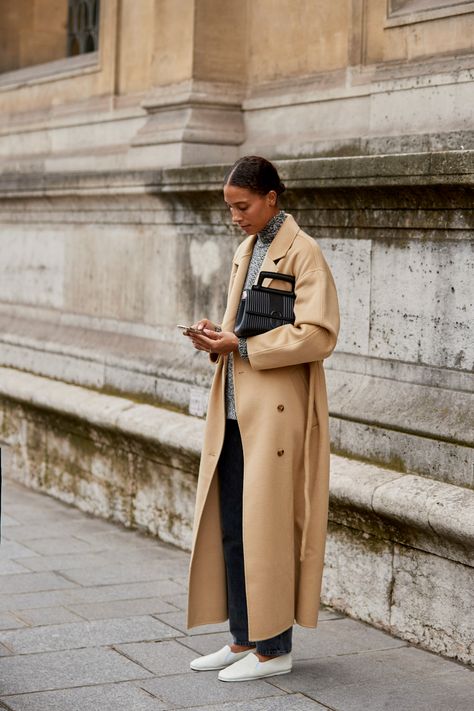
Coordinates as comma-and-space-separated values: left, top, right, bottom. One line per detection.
186, 213, 340, 640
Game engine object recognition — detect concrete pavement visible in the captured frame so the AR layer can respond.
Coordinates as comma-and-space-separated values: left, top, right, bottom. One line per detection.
0, 478, 472, 711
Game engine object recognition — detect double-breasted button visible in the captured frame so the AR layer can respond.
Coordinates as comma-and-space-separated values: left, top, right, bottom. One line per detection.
277, 404, 284, 412
277, 449, 284, 457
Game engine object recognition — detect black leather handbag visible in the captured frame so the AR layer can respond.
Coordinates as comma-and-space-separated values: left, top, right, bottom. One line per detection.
234, 271, 296, 338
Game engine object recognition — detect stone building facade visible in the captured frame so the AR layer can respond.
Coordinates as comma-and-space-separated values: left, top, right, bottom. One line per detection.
0, 1, 473, 664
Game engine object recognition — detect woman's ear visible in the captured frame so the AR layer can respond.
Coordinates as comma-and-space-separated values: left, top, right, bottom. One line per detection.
268, 190, 277, 207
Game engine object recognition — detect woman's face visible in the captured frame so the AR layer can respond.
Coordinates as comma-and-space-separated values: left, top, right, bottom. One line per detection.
223, 183, 278, 236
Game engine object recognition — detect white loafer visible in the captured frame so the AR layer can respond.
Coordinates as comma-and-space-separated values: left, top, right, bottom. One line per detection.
190, 644, 255, 671
218, 651, 292, 682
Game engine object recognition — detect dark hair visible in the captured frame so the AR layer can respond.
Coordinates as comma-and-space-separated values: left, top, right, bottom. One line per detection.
224, 155, 286, 197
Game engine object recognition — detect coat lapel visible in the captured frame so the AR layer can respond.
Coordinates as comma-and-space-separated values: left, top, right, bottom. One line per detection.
263, 213, 300, 268
221, 239, 255, 332
257, 214, 300, 285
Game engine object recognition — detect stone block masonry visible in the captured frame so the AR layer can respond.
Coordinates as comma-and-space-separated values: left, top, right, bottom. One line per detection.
0, 153, 472, 489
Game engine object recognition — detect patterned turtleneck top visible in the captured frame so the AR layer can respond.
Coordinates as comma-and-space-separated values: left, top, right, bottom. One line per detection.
225, 209, 287, 420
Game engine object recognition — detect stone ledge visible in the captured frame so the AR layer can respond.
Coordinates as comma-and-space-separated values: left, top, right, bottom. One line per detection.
0, 366, 472, 569
0, 53, 100, 92
327, 369, 473, 447
0, 318, 471, 488
329, 458, 474, 568
0, 367, 203, 461
0, 313, 213, 414
1, 318, 471, 446
0, 150, 473, 197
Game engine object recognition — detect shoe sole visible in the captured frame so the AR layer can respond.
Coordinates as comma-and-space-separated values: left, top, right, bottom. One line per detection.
191, 653, 254, 671
190, 663, 227, 671
218, 667, 292, 682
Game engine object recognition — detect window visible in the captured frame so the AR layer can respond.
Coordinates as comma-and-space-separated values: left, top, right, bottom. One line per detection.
387, 0, 474, 25
391, 0, 471, 12
67, 0, 100, 56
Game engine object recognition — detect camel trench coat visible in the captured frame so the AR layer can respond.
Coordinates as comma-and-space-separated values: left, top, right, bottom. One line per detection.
186, 213, 340, 641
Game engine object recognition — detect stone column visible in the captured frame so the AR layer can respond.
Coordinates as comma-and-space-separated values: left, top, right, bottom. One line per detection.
129, 0, 246, 167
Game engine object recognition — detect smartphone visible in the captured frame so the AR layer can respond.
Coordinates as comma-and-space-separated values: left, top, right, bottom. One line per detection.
177, 324, 204, 335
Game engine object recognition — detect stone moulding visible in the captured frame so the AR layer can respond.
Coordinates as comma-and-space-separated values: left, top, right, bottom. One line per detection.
128, 79, 245, 166
329, 457, 474, 568
134, 80, 245, 147
385, 1, 474, 28
0, 149, 472, 198
0, 52, 100, 92
0, 316, 470, 488
0, 366, 472, 664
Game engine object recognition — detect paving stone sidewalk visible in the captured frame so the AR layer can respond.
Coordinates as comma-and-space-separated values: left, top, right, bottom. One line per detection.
0, 479, 472, 711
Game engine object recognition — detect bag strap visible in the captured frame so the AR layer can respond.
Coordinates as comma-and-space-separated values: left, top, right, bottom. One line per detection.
257, 271, 295, 291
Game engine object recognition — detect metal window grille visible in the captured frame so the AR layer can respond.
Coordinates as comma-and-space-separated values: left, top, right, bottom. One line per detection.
67, 0, 100, 56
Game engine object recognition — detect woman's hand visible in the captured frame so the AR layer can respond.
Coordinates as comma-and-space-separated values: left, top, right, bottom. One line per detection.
189, 328, 238, 355
191, 318, 218, 332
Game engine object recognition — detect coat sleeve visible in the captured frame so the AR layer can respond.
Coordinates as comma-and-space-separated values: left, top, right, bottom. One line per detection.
246, 265, 340, 370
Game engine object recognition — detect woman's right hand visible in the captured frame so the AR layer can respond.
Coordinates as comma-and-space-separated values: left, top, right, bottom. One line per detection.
191, 318, 217, 332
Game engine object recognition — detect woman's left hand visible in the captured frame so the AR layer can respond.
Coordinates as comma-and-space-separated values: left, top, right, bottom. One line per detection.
189, 328, 238, 355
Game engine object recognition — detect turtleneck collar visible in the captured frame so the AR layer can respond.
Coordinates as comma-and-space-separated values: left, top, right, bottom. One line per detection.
257, 209, 286, 244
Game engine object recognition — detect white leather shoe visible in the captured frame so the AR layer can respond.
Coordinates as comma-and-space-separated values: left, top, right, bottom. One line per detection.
218, 651, 292, 682
190, 644, 255, 671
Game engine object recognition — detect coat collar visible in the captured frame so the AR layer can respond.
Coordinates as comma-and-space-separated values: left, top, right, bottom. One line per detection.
233, 213, 300, 266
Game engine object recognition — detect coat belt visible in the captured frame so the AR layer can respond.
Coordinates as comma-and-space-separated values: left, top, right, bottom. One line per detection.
300, 363, 316, 562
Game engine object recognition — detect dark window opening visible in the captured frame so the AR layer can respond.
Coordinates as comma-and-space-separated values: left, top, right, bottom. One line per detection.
67, 0, 100, 56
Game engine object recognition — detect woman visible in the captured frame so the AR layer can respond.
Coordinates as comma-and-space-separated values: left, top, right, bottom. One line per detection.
185, 156, 340, 682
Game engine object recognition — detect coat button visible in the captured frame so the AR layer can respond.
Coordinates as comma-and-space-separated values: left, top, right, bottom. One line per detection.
277, 449, 284, 456
277, 404, 284, 412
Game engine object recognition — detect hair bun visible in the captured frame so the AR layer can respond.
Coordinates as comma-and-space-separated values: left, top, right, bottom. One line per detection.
224, 156, 285, 199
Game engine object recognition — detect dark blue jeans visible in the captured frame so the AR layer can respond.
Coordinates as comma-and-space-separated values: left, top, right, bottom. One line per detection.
217, 418, 292, 656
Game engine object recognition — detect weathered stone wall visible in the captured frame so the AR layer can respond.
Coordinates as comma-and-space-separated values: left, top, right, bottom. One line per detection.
0, 154, 472, 482
0, 155, 472, 668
